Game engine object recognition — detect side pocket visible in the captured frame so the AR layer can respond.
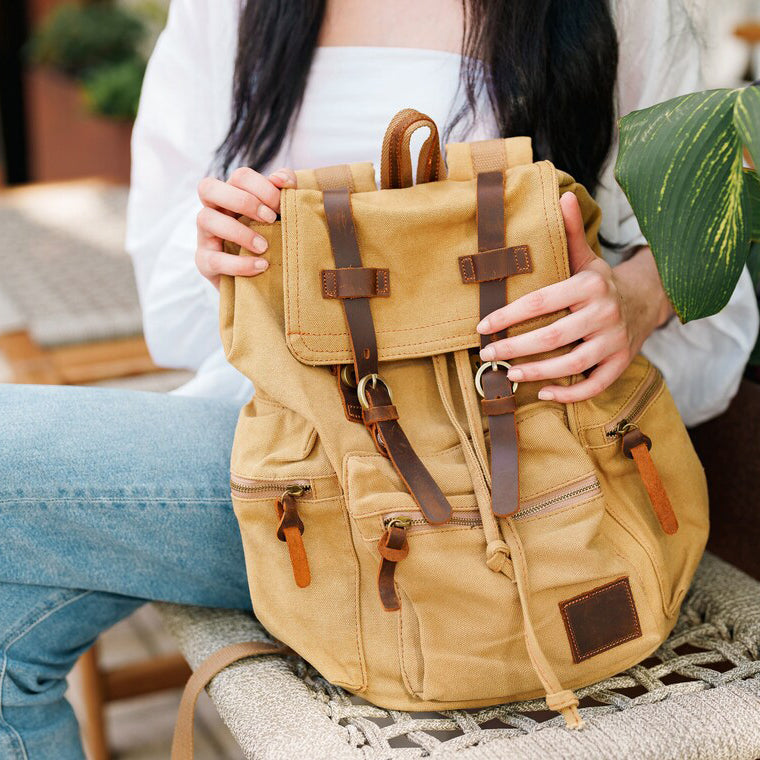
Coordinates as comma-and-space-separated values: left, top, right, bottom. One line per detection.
230, 398, 365, 691
577, 361, 709, 618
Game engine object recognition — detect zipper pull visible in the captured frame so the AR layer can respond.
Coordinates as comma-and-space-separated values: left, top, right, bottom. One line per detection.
276, 485, 311, 588
616, 422, 679, 536
377, 518, 410, 611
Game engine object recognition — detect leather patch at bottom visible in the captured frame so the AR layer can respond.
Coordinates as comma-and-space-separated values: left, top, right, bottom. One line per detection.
559, 577, 642, 663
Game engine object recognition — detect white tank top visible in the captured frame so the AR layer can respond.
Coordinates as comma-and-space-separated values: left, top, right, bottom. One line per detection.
279, 47, 499, 180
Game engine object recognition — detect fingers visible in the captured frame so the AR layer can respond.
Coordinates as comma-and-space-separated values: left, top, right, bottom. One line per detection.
560, 191, 596, 275
269, 167, 297, 192
480, 305, 607, 362
226, 166, 282, 212
505, 336, 608, 384
477, 264, 613, 336
198, 175, 277, 224
196, 247, 268, 278
197, 207, 269, 253
536, 351, 630, 404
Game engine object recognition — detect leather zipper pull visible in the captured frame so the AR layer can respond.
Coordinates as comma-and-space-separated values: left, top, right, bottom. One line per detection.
276, 487, 311, 588
377, 520, 410, 611
620, 425, 679, 536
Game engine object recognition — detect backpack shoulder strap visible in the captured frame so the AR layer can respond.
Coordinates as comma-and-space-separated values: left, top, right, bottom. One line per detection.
171, 640, 290, 760
446, 137, 533, 181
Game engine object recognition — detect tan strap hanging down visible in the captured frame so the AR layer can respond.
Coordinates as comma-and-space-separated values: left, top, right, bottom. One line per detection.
171, 640, 290, 760
322, 188, 452, 526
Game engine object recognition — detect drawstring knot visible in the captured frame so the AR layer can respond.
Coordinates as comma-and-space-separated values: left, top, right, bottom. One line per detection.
546, 689, 585, 729
486, 540, 512, 575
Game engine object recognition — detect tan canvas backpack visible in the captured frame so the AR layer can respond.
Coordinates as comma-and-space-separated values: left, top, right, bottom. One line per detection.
172, 109, 709, 757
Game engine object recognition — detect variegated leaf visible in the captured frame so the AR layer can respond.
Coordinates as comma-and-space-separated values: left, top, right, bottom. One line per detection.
735, 85, 760, 173
748, 169, 760, 242
615, 89, 753, 322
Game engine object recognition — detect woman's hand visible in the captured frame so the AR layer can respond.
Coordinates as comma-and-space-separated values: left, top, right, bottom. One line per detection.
196, 166, 296, 289
477, 192, 673, 403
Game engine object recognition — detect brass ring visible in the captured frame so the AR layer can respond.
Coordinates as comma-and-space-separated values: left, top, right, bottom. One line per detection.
356, 373, 393, 410
474, 360, 518, 398
340, 365, 357, 388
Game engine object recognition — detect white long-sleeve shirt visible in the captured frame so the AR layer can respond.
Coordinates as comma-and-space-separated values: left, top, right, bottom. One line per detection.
126, 0, 759, 426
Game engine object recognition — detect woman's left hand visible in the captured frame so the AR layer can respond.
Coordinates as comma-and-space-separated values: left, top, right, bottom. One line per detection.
477, 192, 673, 403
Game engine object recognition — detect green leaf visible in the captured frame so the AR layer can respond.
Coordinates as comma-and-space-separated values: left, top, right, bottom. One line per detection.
615, 89, 753, 322
735, 85, 760, 172
748, 170, 760, 242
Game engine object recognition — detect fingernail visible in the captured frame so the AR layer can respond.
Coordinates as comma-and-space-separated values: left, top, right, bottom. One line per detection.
272, 172, 293, 187
508, 368, 524, 382
477, 318, 490, 333
538, 390, 555, 401
480, 346, 495, 361
252, 236, 268, 253
259, 205, 277, 223
253, 258, 268, 271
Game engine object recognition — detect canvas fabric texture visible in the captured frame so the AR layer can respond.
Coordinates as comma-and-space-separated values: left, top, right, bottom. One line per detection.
217, 116, 709, 720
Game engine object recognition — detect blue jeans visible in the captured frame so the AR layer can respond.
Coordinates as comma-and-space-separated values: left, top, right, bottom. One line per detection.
0, 383, 250, 759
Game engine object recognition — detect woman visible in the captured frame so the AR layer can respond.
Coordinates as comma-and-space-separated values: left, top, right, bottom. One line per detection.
0, 1, 756, 757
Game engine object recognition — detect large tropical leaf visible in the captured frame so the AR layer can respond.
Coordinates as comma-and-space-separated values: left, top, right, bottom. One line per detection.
735, 85, 760, 172
615, 87, 758, 322
748, 169, 760, 242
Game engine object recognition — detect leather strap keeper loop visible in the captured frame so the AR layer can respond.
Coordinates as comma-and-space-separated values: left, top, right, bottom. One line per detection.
362, 404, 399, 425
459, 245, 532, 284
481, 395, 518, 416
378, 529, 410, 562
321, 267, 390, 299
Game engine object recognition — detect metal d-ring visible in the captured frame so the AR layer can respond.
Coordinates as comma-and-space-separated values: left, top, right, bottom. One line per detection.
356, 373, 393, 410
340, 365, 358, 388
474, 360, 519, 398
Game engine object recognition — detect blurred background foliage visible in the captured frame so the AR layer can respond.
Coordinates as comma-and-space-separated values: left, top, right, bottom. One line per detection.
28, 0, 167, 121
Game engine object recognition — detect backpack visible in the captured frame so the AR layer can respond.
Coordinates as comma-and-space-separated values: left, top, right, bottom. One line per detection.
172, 109, 708, 757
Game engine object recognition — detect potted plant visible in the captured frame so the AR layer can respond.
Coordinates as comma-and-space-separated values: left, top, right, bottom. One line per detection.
24, 1, 165, 184
615, 81, 760, 368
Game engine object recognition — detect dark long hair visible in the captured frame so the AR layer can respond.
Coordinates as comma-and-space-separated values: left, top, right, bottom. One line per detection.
216, 0, 618, 195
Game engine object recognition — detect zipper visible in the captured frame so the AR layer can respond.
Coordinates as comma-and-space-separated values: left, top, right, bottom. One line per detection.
275, 484, 312, 588
604, 367, 664, 438
381, 476, 602, 531
230, 476, 311, 500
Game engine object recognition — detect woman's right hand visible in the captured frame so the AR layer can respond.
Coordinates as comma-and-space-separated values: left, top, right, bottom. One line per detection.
196, 166, 296, 289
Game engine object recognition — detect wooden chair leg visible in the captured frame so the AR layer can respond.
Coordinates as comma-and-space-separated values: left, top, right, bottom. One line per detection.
76, 644, 110, 760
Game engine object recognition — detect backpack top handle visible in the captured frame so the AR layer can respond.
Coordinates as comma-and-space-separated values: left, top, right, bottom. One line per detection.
380, 108, 447, 189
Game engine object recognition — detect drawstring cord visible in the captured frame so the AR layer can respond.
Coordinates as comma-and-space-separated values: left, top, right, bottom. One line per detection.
435, 351, 584, 729
432, 355, 513, 580
503, 518, 584, 729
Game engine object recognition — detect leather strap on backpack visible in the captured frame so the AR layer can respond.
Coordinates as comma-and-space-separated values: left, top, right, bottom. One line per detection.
380, 108, 446, 189
322, 188, 452, 526
171, 640, 290, 760
469, 171, 533, 517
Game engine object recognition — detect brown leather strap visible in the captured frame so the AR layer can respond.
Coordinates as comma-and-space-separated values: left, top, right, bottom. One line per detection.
323, 189, 452, 526
321, 267, 390, 299
623, 430, 679, 535
377, 525, 409, 611
459, 245, 532, 283
476, 171, 521, 518
332, 365, 363, 423
171, 641, 290, 760
380, 108, 446, 189
276, 493, 311, 587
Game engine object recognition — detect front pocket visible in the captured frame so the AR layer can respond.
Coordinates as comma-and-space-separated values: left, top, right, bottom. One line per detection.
230, 399, 365, 691
577, 359, 709, 618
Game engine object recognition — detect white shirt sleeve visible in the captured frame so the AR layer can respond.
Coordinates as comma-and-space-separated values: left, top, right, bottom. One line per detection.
598, 0, 759, 426
125, 0, 237, 370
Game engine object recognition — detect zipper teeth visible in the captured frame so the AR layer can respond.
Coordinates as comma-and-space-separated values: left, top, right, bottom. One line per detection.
513, 481, 599, 520
384, 515, 483, 529
383, 478, 601, 528
230, 480, 310, 495
605, 370, 663, 437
